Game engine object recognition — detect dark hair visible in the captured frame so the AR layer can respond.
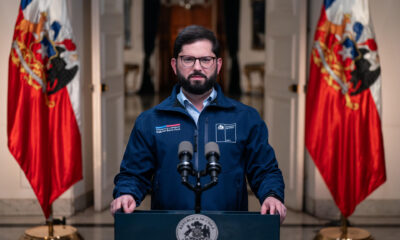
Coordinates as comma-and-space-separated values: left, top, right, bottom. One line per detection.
173, 25, 220, 58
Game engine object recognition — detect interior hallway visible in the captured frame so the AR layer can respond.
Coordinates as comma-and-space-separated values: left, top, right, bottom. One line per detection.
1, 93, 399, 239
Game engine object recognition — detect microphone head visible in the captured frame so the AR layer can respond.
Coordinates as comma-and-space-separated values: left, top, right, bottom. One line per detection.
205, 142, 220, 157
178, 141, 193, 156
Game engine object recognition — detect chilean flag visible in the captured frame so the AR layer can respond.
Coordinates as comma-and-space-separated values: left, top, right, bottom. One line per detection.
305, 0, 386, 217
8, 0, 82, 218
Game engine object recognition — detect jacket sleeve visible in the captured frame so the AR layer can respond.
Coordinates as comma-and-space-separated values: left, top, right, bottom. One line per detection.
244, 110, 285, 204
113, 113, 155, 206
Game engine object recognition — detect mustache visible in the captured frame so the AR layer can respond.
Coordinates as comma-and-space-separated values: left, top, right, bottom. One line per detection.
188, 71, 207, 79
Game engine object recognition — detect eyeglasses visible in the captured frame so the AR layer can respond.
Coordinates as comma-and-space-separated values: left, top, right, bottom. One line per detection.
179, 55, 216, 68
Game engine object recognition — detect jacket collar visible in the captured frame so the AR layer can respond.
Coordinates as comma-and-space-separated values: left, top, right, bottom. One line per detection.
155, 83, 235, 112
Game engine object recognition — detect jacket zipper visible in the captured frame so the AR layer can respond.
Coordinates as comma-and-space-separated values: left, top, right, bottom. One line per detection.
194, 129, 198, 170
205, 117, 209, 143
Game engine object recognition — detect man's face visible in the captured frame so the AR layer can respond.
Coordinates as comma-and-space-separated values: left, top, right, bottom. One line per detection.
171, 39, 222, 95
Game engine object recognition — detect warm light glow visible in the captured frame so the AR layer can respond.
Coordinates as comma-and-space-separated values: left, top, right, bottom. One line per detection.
161, 0, 211, 9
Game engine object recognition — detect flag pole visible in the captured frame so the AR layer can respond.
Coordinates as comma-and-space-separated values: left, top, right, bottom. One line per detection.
340, 214, 347, 238
47, 206, 54, 237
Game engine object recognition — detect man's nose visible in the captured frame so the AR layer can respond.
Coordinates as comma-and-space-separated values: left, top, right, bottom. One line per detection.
193, 59, 202, 70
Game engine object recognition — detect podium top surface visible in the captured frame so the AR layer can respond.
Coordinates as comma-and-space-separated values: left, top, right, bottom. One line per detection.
117, 209, 276, 215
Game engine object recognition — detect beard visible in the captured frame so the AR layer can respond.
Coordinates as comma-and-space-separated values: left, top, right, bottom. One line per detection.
177, 68, 217, 95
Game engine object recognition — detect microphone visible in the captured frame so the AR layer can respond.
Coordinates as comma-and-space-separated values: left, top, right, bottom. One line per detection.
205, 142, 221, 182
177, 141, 193, 182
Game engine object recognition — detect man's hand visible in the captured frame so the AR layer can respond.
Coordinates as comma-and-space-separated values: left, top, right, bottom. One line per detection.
110, 194, 136, 216
260, 196, 287, 223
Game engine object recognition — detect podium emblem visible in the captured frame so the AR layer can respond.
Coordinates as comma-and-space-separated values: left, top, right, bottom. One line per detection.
176, 214, 218, 240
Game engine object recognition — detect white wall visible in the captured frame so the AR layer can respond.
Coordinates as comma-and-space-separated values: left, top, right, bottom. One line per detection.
123, 0, 144, 92
371, 0, 400, 198
68, 0, 94, 212
0, 0, 25, 201
238, 0, 265, 93
0, 0, 93, 216
305, 0, 400, 218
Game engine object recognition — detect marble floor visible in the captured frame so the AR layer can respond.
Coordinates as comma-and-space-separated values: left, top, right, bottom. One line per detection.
1, 93, 398, 239
1, 207, 399, 240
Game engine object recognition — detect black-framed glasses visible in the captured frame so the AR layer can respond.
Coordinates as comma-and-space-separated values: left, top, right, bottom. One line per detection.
179, 55, 216, 68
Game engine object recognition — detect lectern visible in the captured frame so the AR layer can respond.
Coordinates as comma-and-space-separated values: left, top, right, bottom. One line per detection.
115, 210, 280, 240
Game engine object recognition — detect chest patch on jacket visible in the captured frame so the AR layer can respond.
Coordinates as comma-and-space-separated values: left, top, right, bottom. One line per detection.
155, 123, 181, 134
216, 123, 236, 143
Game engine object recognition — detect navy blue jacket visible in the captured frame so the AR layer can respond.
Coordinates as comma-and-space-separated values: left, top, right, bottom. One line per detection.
113, 84, 284, 211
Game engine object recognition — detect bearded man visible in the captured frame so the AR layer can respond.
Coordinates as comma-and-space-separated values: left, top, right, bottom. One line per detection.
110, 25, 287, 223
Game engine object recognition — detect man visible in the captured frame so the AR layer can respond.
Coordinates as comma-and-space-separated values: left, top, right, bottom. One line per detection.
110, 25, 287, 223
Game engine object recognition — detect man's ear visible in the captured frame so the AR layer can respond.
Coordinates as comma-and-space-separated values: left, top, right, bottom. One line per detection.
171, 58, 177, 75
217, 58, 222, 74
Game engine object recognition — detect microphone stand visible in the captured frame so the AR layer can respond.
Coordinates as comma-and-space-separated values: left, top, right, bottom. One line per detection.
181, 170, 218, 213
